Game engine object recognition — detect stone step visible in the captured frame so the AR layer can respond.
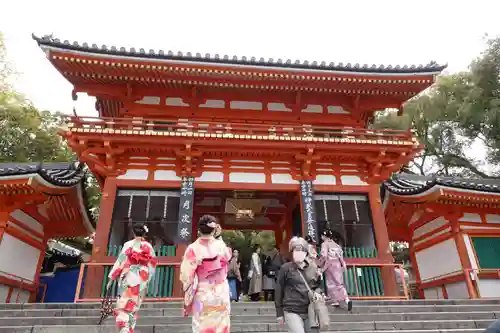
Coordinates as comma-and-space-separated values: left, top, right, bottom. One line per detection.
0, 318, 494, 331
0, 326, 484, 333
0, 310, 496, 323
3, 298, 500, 310
1, 304, 500, 318
0, 320, 492, 332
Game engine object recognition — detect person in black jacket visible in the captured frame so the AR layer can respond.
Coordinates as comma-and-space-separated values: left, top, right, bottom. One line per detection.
275, 237, 322, 333
485, 320, 500, 332
263, 246, 285, 301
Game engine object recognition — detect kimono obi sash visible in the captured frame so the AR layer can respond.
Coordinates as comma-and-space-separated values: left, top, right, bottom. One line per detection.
197, 255, 229, 284
125, 246, 156, 266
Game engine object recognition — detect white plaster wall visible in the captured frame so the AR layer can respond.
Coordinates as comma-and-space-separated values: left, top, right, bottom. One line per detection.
0, 285, 9, 302
459, 213, 482, 223
9, 210, 44, 234
486, 214, 500, 224
416, 238, 462, 281
463, 234, 478, 270
200, 99, 225, 108
196, 171, 224, 182
229, 172, 266, 183
0, 234, 41, 281
154, 170, 181, 181
423, 287, 444, 299
413, 217, 448, 239
268, 103, 291, 112
477, 280, 500, 298
271, 174, 298, 184
413, 227, 451, 246
313, 175, 336, 185
8, 223, 43, 242
445, 281, 469, 299
230, 101, 262, 110
340, 175, 367, 185
118, 169, 149, 180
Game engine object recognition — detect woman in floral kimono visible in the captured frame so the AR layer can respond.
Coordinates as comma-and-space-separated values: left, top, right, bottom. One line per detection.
180, 215, 232, 333
108, 223, 157, 333
320, 229, 352, 311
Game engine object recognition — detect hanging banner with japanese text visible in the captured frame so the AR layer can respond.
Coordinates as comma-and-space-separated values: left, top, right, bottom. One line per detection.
177, 176, 195, 243
299, 180, 318, 243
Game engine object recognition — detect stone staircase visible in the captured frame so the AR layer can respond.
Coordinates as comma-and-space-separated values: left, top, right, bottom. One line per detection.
0, 299, 498, 332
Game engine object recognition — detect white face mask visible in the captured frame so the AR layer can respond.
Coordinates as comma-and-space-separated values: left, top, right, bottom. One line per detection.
292, 250, 307, 263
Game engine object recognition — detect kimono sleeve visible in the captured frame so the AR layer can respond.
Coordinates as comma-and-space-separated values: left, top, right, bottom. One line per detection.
108, 244, 129, 281
180, 244, 198, 290
318, 242, 328, 268
338, 247, 347, 269
146, 243, 157, 283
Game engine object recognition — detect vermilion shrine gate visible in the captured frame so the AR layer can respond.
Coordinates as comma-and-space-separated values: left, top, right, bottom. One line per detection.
32, 34, 448, 301
383, 173, 500, 299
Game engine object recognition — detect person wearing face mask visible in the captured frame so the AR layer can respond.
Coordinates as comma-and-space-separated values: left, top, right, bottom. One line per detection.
180, 215, 232, 333
320, 229, 352, 311
275, 237, 322, 333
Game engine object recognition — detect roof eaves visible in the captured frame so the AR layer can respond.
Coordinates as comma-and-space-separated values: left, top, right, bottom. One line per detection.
0, 162, 85, 188
384, 173, 500, 195
33, 33, 448, 75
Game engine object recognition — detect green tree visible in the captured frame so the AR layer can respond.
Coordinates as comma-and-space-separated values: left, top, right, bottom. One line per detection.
221, 230, 276, 270
0, 32, 74, 163
375, 36, 500, 178
0, 32, 96, 251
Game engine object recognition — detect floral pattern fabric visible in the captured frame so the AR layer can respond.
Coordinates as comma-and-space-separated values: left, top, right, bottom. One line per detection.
320, 239, 348, 303
108, 238, 157, 333
180, 236, 232, 333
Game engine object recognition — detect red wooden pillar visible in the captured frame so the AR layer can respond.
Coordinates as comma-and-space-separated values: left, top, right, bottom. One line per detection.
91, 176, 118, 261
450, 218, 477, 298
85, 176, 118, 298
0, 210, 10, 243
30, 236, 49, 302
368, 185, 399, 297
408, 239, 424, 299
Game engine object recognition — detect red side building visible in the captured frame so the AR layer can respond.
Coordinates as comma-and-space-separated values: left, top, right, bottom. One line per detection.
33, 34, 446, 301
384, 173, 500, 299
0, 162, 94, 302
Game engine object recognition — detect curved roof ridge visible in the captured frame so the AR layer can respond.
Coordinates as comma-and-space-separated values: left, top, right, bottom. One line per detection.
33, 33, 448, 75
384, 173, 500, 195
0, 161, 85, 187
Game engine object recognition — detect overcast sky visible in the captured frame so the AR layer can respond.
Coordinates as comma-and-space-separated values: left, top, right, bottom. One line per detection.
2, 0, 500, 173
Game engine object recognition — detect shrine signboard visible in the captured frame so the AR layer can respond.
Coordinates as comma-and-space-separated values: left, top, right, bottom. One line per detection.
299, 180, 318, 243
177, 176, 195, 243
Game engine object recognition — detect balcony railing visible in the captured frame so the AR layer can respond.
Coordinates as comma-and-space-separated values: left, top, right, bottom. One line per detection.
65, 116, 416, 145
344, 263, 408, 299
74, 260, 407, 302
0, 270, 46, 303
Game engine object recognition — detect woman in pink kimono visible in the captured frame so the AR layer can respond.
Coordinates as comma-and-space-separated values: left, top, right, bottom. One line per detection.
320, 229, 352, 311
180, 215, 232, 333
108, 223, 157, 333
